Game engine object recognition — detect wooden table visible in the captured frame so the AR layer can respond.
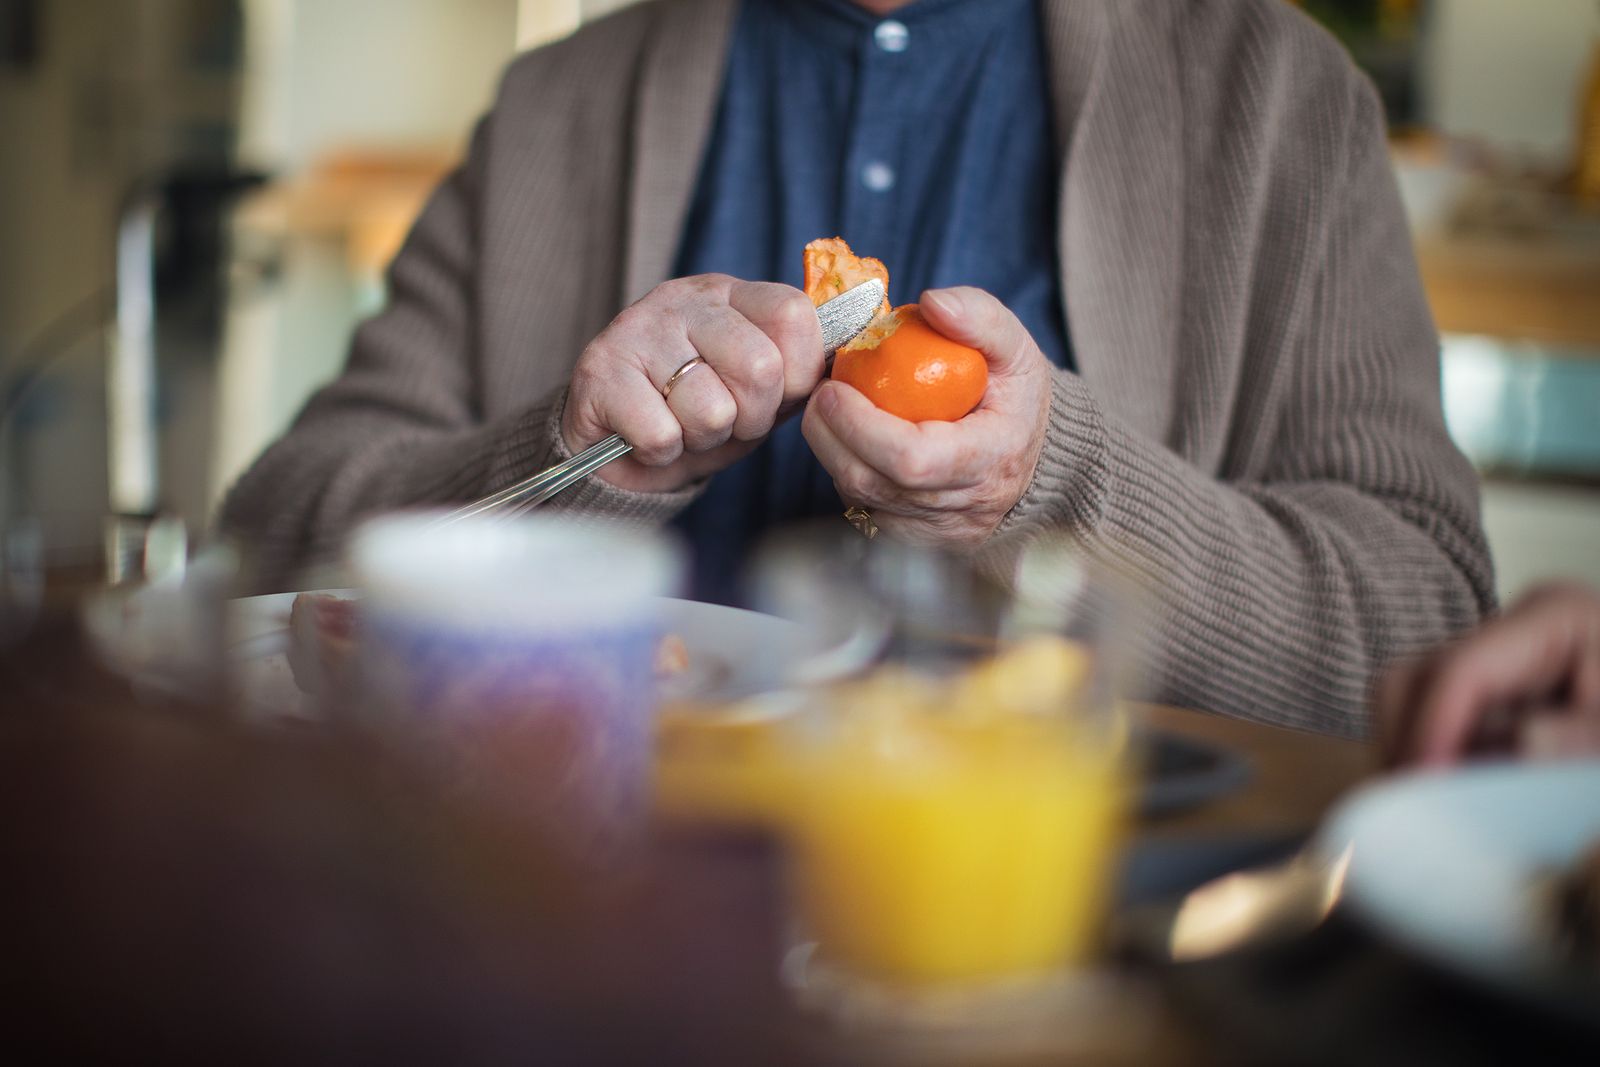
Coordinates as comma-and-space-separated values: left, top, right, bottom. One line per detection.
1137, 704, 1377, 838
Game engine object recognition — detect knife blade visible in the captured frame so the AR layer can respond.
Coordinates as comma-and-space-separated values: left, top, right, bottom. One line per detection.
817, 277, 884, 360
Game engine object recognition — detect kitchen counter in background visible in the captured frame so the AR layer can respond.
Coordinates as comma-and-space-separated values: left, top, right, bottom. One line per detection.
1395, 141, 1600, 599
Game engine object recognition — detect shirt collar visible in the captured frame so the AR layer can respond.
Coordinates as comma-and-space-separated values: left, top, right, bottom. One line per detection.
781, 0, 1034, 55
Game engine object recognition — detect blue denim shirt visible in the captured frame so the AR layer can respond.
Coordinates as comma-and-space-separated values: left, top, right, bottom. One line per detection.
671, 0, 1069, 602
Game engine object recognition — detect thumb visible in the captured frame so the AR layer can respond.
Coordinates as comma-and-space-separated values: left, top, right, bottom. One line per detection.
919, 287, 1039, 376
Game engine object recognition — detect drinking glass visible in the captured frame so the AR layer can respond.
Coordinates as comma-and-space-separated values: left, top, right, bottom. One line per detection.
79, 517, 240, 703
752, 530, 1140, 1018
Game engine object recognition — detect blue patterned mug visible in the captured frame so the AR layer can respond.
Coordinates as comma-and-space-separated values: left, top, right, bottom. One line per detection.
349, 513, 685, 848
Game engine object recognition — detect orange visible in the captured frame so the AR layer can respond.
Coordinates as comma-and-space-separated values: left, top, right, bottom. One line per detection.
802, 237, 986, 423
831, 304, 988, 423
803, 237, 891, 313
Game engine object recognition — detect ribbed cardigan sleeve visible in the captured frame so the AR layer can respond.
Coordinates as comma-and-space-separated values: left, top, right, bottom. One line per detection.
217, 117, 695, 590
986, 81, 1494, 737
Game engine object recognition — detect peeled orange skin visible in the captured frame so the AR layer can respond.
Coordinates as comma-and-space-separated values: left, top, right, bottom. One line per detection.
831, 305, 988, 424
802, 237, 892, 313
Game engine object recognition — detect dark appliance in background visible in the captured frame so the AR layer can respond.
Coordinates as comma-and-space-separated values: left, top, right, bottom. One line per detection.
1, 0, 260, 577
1299, 0, 1427, 128
108, 165, 267, 580
0, 0, 40, 70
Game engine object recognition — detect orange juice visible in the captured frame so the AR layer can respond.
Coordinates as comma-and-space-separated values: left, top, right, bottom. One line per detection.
655, 638, 1128, 985
786, 714, 1126, 985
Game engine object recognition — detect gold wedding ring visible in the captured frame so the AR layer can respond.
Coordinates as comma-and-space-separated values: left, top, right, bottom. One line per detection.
661, 356, 706, 400
843, 505, 879, 540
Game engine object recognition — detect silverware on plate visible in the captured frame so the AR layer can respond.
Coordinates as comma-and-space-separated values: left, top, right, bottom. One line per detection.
1130, 844, 1354, 963
437, 279, 886, 525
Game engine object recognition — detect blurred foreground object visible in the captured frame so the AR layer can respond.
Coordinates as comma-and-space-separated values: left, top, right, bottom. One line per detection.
346, 513, 685, 853
0, 611, 794, 1065
783, 644, 1129, 992
1378, 582, 1600, 767
670, 535, 1138, 1025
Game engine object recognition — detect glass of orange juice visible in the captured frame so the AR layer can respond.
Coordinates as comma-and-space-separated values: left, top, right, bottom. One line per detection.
754, 534, 1139, 1007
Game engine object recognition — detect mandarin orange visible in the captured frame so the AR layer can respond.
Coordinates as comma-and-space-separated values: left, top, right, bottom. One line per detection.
831, 304, 988, 423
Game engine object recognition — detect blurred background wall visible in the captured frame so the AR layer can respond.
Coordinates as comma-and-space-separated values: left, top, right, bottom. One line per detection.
1423, 0, 1596, 156
2, 0, 1598, 599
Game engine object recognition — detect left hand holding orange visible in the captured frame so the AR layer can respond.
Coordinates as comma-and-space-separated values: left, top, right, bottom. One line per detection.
803, 286, 1053, 549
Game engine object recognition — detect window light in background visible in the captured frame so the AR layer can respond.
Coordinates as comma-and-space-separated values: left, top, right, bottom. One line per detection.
517, 0, 579, 50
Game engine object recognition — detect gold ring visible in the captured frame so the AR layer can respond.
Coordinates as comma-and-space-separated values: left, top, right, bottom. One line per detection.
843, 505, 878, 540
661, 356, 706, 400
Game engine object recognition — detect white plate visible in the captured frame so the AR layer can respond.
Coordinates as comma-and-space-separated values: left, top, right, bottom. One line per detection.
1318, 762, 1600, 1019
225, 590, 872, 721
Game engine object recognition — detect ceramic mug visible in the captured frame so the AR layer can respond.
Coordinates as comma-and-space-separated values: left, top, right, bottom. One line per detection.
349, 512, 684, 847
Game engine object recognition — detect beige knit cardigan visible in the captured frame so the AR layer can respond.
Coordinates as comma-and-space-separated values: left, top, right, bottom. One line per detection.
220, 0, 1495, 736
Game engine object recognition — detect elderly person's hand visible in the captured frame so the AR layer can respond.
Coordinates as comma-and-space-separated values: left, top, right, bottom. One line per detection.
801, 287, 1052, 548
562, 275, 825, 493
1377, 582, 1600, 768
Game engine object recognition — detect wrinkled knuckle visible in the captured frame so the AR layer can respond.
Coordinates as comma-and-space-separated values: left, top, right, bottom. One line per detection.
640, 281, 681, 311
707, 393, 738, 434
732, 412, 774, 443
659, 277, 705, 309
774, 290, 816, 332
568, 358, 606, 399
685, 422, 732, 453
606, 306, 654, 343
891, 447, 933, 489
747, 345, 784, 390
635, 420, 681, 458
835, 468, 873, 503
689, 273, 732, 299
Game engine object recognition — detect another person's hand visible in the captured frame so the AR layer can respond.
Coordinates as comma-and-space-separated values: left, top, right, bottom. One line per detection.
562, 275, 825, 493
1377, 582, 1600, 768
801, 287, 1052, 548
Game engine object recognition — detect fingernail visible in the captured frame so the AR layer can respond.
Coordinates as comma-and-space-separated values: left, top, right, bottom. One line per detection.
921, 289, 961, 321
814, 382, 838, 417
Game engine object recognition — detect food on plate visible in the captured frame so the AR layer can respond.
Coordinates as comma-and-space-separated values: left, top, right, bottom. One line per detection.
654, 632, 690, 679
802, 237, 987, 423
287, 592, 358, 697
1548, 840, 1600, 970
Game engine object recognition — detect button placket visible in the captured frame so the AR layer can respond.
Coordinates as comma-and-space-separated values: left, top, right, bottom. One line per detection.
840, 30, 905, 269
873, 20, 909, 54
860, 161, 895, 193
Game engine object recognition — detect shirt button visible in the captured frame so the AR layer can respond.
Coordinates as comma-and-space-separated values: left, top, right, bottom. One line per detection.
874, 20, 910, 53
861, 161, 896, 192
